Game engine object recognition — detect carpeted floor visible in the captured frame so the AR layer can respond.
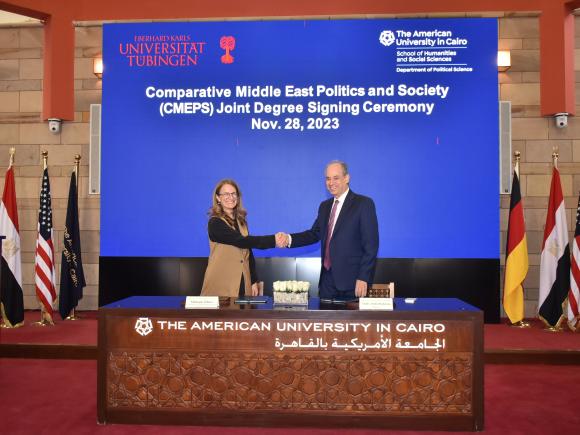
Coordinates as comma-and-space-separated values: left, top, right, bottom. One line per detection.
2, 310, 579, 432
0, 310, 98, 345
1, 359, 579, 434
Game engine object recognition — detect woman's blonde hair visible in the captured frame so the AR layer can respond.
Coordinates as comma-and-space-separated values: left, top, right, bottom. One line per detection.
209, 179, 247, 226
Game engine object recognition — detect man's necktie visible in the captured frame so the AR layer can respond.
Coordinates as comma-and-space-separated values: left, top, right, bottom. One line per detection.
323, 199, 339, 270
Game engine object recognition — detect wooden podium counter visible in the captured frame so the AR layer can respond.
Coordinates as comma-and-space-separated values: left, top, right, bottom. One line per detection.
97, 297, 483, 430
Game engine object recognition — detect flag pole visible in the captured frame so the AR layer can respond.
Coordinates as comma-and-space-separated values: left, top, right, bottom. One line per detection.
32, 151, 55, 327
74, 154, 80, 178
544, 149, 564, 332
65, 155, 82, 321
511, 150, 530, 327
1, 148, 14, 328
509, 151, 531, 328
0, 147, 23, 329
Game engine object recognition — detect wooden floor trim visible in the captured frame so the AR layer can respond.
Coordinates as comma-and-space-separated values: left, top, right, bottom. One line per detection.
0, 344, 97, 360
1, 344, 580, 364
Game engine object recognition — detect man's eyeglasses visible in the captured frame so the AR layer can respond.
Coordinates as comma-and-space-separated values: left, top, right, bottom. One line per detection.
218, 192, 238, 198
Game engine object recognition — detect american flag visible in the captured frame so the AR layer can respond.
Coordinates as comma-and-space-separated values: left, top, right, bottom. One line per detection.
569, 194, 580, 331
35, 167, 57, 318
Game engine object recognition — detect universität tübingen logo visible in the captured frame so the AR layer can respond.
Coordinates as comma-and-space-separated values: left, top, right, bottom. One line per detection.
118, 34, 207, 67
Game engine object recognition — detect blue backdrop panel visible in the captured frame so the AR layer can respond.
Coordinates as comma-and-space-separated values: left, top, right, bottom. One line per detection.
101, 18, 499, 259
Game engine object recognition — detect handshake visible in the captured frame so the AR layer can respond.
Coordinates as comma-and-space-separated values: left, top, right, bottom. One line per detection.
275, 232, 290, 248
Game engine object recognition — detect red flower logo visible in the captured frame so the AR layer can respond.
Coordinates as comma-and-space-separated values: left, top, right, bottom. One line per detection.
220, 36, 236, 64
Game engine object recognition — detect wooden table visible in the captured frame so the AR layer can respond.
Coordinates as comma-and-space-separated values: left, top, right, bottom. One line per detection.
98, 297, 483, 430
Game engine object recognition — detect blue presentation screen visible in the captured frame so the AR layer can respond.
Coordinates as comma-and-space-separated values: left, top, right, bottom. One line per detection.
101, 18, 499, 259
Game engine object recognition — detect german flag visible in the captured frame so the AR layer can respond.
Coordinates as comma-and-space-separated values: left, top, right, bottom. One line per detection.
503, 169, 528, 324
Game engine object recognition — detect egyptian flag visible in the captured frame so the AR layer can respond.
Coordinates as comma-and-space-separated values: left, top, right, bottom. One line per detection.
0, 165, 24, 327
503, 169, 528, 324
568, 193, 580, 331
538, 167, 570, 328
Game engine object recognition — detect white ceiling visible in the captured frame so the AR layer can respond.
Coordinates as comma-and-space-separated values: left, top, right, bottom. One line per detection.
0, 10, 41, 25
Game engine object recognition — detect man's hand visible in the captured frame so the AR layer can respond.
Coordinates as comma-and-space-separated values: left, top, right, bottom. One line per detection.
251, 282, 259, 296
275, 232, 289, 248
355, 279, 368, 298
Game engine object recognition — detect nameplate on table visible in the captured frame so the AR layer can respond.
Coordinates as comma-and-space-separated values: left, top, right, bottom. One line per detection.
359, 297, 394, 311
185, 296, 219, 309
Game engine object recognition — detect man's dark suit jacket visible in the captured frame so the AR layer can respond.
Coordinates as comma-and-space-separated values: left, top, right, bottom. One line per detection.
290, 190, 379, 291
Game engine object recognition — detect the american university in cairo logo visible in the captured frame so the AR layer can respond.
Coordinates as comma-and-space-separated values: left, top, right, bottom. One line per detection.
379, 30, 396, 47
134, 317, 154, 336
220, 36, 236, 64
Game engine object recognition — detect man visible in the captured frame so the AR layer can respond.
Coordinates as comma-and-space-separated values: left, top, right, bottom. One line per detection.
278, 161, 379, 299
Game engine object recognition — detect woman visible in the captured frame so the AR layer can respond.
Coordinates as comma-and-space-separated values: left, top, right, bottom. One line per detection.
201, 179, 276, 297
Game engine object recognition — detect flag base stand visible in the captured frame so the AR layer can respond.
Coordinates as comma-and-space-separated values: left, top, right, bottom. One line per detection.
32, 309, 54, 326
32, 318, 54, 327
509, 320, 531, 328
543, 325, 563, 333
65, 315, 80, 321
0, 322, 24, 329
65, 310, 81, 321
1, 304, 24, 328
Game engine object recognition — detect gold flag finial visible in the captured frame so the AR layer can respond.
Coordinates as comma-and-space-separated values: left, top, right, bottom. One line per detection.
74, 154, 81, 176
41, 150, 48, 170
9, 147, 15, 167
552, 148, 559, 168
513, 151, 521, 176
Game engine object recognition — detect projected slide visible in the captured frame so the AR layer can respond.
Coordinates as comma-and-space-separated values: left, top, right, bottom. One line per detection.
101, 18, 499, 259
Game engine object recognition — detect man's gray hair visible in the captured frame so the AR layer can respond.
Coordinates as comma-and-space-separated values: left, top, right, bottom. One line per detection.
326, 160, 349, 176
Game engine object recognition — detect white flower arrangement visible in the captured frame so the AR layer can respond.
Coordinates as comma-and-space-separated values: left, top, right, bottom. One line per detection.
273, 280, 310, 305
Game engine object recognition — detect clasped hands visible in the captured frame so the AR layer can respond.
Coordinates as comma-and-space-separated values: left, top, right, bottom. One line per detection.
274, 232, 367, 296
275, 232, 290, 248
